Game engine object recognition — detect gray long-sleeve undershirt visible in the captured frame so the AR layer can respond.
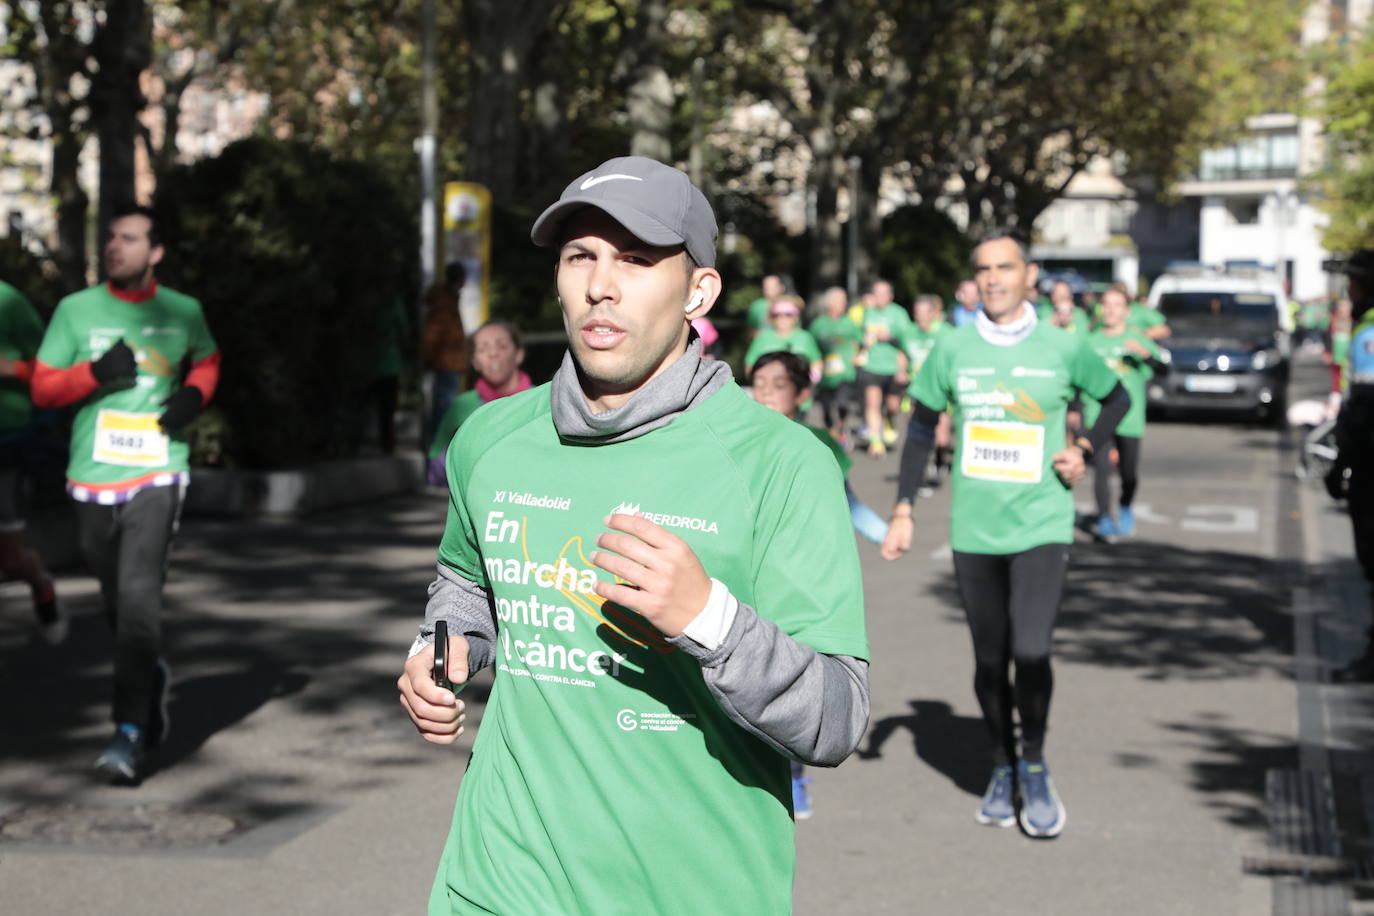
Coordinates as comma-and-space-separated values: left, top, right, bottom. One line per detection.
411, 564, 870, 768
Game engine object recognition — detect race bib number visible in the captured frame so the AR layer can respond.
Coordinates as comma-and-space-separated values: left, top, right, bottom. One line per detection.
92, 409, 169, 468
961, 421, 1043, 484
824, 353, 846, 377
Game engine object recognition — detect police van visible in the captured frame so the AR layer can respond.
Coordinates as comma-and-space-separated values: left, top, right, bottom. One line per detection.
1144, 264, 1292, 424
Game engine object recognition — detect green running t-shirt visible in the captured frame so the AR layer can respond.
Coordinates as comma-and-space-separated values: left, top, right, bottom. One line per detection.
36, 284, 216, 491
432, 382, 868, 916
809, 314, 863, 389
1082, 329, 1157, 438
428, 389, 483, 459
744, 327, 822, 371
747, 296, 772, 330
900, 322, 948, 397
1126, 303, 1165, 332
1037, 304, 1090, 335
803, 421, 852, 477
0, 280, 45, 433
857, 304, 912, 376
912, 322, 1119, 555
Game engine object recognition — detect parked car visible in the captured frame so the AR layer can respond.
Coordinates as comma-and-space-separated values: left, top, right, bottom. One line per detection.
1144, 269, 1292, 424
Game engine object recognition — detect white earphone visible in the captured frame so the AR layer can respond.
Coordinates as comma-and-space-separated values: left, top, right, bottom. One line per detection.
685, 291, 704, 313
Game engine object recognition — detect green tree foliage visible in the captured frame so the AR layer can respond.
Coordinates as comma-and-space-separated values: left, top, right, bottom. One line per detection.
154, 138, 417, 468
877, 207, 970, 304
1319, 29, 1374, 252
0, 236, 66, 319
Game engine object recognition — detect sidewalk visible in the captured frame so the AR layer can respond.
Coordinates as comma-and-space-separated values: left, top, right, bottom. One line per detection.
1289, 476, 1374, 913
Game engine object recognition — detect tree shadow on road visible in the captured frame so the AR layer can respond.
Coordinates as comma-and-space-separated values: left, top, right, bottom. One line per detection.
1053, 537, 1293, 680
857, 700, 991, 796
904, 534, 1299, 827
0, 494, 483, 801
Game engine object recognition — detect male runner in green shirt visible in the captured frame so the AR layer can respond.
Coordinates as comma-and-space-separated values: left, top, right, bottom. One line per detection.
809, 286, 863, 445
397, 157, 869, 915
0, 279, 62, 643
856, 279, 912, 456
881, 228, 1129, 839
1037, 280, 1089, 334
901, 293, 954, 489
745, 273, 786, 336
1080, 287, 1165, 541
33, 205, 220, 783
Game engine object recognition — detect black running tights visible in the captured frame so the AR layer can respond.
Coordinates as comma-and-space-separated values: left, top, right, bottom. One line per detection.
1092, 433, 1141, 518
951, 544, 1070, 766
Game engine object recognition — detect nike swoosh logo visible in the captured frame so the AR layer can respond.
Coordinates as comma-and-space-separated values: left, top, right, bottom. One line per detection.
580, 174, 644, 190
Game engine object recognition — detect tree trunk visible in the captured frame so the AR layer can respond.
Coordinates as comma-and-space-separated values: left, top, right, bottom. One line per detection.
856, 151, 883, 289
462, 0, 557, 201
51, 127, 89, 294
808, 131, 843, 296
90, 0, 151, 237
623, 0, 673, 162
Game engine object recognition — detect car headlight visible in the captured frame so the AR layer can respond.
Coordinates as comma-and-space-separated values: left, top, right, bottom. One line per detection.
1251, 349, 1279, 370
1158, 348, 1172, 365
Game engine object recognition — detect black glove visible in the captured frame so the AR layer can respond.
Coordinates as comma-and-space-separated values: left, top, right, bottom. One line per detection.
1325, 464, 1350, 502
158, 386, 203, 433
91, 339, 137, 385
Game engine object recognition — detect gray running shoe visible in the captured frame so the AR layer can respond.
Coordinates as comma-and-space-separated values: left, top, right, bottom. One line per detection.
1017, 760, 1067, 838
975, 765, 1015, 827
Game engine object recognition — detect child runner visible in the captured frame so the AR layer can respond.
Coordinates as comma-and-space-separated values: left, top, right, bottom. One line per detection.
750, 349, 887, 818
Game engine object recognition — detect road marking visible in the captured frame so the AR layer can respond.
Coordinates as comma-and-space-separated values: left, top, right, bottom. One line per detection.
1180, 504, 1260, 534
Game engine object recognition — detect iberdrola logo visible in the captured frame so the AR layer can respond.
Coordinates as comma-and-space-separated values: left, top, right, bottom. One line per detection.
607, 501, 719, 535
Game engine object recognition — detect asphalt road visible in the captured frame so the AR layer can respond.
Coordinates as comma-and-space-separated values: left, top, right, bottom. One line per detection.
0, 353, 1355, 915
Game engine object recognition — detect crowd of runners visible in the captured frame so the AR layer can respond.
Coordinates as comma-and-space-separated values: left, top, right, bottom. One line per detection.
6, 154, 1374, 914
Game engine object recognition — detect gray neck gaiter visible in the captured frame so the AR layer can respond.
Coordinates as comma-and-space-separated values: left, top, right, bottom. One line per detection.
550, 335, 734, 444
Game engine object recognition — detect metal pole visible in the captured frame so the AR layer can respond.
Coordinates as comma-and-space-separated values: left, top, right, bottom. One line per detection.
418, 0, 438, 447
419, 0, 438, 295
688, 58, 705, 190
847, 155, 860, 302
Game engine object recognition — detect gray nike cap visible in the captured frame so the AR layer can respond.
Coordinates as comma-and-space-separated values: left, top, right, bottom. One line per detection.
530, 156, 718, 268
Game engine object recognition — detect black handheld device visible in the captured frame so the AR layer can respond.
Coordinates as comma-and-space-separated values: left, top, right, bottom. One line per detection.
433, 620, 453, 691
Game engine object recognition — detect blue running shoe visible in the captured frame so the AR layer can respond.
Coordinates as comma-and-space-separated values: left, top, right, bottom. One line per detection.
1117, 506, 1136, 537
975, 765, 1015, 827
1092, 515, 1119, 542
792, 776, 814, 820
95, 724, 144, 785
1017, 760, 1066, 838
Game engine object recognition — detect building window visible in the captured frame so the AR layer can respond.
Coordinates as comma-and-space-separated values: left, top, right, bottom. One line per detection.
1198, 131, 1299, 181
1225, 197, 1262, 225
